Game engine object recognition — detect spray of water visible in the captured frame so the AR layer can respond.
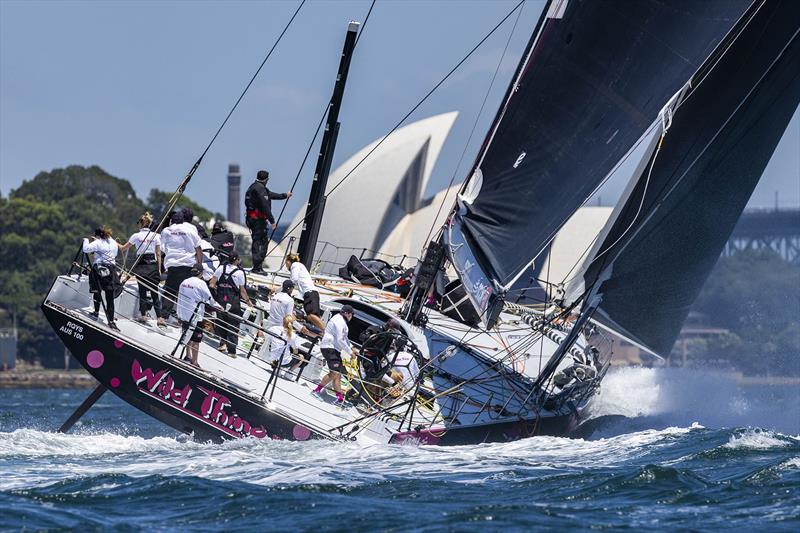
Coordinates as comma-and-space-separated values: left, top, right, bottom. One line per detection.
589, 366, 800, 435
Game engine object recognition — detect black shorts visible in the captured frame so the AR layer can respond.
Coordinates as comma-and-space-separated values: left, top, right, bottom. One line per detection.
303, 290, 321, 317
181, 321, 204, 343
321, 348, 343, 372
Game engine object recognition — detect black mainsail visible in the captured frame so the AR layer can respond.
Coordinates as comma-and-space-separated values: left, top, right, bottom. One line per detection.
446, 0, 751, 325
566, 0, 800, 355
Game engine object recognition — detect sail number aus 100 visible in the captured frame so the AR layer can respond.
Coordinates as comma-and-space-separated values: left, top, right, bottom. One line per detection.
59, 321, 84, 340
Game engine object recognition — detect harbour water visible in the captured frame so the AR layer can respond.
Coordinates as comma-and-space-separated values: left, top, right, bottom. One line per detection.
1, 367, 798, 531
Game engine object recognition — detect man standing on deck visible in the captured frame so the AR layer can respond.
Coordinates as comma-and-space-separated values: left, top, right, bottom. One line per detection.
244, 170, 292, 273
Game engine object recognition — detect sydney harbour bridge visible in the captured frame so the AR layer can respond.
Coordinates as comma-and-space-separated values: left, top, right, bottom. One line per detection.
724, 208, 800, 265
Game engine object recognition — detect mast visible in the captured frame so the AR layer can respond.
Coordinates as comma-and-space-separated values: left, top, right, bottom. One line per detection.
297, 21, 360, 266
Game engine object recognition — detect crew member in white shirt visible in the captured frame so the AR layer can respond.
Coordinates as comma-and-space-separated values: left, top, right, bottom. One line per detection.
82, 225, 122, 330
312, 304, 357, 405
264, 315, 303, 370
266, 279, 296, 328
159, 211, 203, 323
120, 212, 163, 325
177, 266, 218, 367
390, 349, 420, 393
197, 225, 219, 281
285, 254, 325, 331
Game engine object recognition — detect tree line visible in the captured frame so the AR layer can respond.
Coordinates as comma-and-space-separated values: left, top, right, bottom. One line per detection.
1, 165, 797, 374
0, 165, 223, 366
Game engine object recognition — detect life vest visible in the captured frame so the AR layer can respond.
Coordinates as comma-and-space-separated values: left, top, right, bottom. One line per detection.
215, 265, 242, 310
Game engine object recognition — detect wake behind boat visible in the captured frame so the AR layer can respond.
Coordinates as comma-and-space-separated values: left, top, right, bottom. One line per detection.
42, 0, 800, 445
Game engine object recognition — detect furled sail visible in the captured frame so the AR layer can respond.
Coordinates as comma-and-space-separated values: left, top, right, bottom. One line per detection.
447, 0, 751, 325
569, 0, 800, 355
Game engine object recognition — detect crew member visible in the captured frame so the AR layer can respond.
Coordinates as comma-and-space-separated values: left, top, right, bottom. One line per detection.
209, 221, 235, 262
264, 315, 303, 370
266, 279, 296, 328
83, 225, 122, 331
209, 252, 252, 357
312, 304, 357, 406
198, 226, 219, 282
181, 207, 205, 238
390, 348, 420, 393
177, 266, 218, 368
159, 211, 203, 323
285, 254, 325, 330
244, 170, 292, 273
120, 212, 163, 326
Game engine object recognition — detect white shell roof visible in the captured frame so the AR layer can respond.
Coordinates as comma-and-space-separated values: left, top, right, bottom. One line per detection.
287, 112, 458, 268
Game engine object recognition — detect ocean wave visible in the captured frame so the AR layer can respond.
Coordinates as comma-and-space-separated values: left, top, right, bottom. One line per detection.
723, 428, 798, 450
781, 457, 800, 469
0, 425, 710, 492
0, 428, 200, 458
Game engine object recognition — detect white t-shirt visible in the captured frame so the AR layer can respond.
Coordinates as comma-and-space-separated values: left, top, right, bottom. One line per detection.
212, 264, 246, 288
319, 313, 352, 353
266, 291, 294, 328
200, 239, 219, 280
83, 237, 118, 265
127, 229, 161, 256
177, 276, 214, 322
161, 222, 201, 269
391, 350, 420, 390
265, 325, 300, 365
290, 262, 315, 296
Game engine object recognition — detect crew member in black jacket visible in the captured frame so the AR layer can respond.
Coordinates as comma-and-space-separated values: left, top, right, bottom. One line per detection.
244, 170, 292, 273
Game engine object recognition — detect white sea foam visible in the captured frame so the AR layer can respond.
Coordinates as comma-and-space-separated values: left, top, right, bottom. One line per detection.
0, 424, 703, 491
590, 366, 800, 434
781, 457, 800, 469
723, 428, 794, 450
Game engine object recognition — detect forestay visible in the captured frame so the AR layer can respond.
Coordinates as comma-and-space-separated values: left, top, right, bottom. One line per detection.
447, 0, 751, 325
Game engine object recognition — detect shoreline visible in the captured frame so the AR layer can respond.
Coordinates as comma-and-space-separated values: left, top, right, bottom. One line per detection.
1, 365, 798, 389
0, 368, 95, 389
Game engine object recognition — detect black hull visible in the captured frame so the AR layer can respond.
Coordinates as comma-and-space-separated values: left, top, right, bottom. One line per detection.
390, 411, 580, 445
43, 302, 585, 445
42, 303, 322, 443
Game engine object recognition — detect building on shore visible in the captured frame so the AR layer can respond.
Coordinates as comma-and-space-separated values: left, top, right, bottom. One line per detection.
0, 327, 17, 371
227, 164, 241, 225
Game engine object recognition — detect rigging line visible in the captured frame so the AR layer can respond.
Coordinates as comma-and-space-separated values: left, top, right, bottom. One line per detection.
198, 0, 307, 166
557, 132, 664, 289
267, 102, 327, 249
537, 235, 554, 376
267, 0, 377, 248
421, 0, 526, 248
120, 0, 306, 279
439, 322, 546, 389
268, 0, 527, 252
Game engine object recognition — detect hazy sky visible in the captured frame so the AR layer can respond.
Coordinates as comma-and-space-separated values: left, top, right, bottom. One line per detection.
2, 0, 798, 223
